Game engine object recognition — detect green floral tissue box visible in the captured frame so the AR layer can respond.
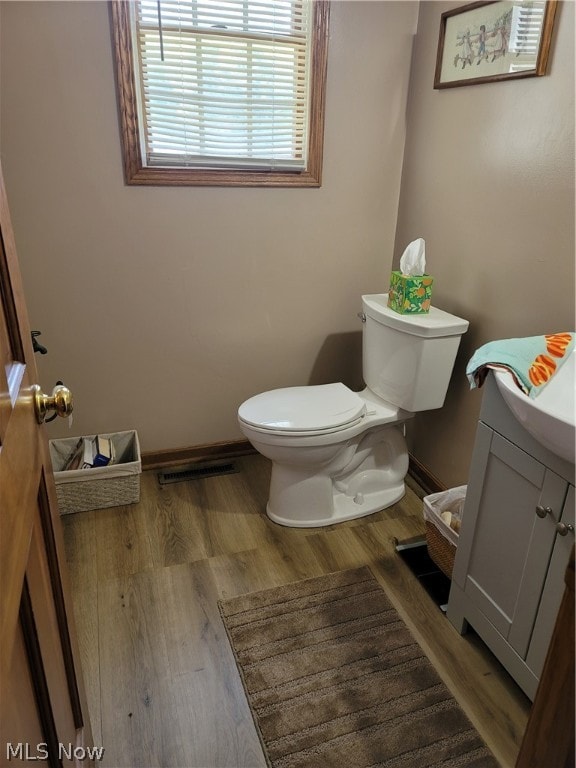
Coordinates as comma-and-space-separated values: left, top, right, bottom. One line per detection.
387, 271, 434, 314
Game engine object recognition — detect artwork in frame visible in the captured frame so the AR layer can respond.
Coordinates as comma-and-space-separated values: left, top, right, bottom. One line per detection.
434, 0, 558, 89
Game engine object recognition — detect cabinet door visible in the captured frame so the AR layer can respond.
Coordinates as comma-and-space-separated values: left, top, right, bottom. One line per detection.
526, 484, 575, 676
459, 425, 566, 658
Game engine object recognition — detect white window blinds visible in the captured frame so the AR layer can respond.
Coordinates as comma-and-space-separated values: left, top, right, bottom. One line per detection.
130, 0, 313, 171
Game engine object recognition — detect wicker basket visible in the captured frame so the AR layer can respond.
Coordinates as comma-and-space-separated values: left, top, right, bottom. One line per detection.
49, 430, 141, 515
425, 520, 456, 578
422, 486, 467, 579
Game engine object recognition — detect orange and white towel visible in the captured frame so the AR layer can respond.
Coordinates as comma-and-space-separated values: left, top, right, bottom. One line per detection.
466, 332, 575, 397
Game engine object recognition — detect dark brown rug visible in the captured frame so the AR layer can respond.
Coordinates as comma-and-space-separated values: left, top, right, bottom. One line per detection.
218, 566, 499, 768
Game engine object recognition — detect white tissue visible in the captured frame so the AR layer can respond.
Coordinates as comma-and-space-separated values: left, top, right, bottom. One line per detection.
399, 238, 426, 276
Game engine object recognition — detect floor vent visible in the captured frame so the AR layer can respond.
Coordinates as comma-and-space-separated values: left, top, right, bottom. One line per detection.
158, 461, 238, 485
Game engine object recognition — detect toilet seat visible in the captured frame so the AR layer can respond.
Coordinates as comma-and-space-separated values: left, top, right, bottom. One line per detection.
238, 383, 366, 436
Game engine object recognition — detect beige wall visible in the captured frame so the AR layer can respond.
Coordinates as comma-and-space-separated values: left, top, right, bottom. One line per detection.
394, 1, 575, 487
0, 1, 418, 453
1, 1, 574, 489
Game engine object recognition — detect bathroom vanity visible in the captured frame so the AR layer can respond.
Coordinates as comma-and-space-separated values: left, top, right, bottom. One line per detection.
447, 374, 575, 701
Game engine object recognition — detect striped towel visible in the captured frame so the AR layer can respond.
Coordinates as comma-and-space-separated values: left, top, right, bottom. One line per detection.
466, 332, 575, 398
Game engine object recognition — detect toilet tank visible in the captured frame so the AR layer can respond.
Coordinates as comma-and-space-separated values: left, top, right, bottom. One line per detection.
361, 294, 469, 412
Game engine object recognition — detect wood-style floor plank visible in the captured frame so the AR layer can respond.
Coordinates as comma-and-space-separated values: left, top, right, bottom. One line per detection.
62, 454, 530, 768
163, 560, 266, 767
94, 501, 154, 581
98, 569, 177, 767
61, 509, 102, 746
141, 473, 211, 569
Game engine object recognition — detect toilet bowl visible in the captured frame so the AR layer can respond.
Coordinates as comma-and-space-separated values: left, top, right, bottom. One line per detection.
239, 383, 412, 526
238, 294, 469, 527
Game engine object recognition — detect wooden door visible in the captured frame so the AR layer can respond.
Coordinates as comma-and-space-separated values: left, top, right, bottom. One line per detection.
0, 163, 94, 766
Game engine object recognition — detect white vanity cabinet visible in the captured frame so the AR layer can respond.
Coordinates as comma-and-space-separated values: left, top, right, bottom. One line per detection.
447, 375, 575, 701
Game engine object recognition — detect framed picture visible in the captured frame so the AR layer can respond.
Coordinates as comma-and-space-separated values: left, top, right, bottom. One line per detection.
434, 0, 558, 89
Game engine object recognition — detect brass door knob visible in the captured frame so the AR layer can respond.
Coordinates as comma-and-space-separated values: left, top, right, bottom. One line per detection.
535, 505, 552, 518
32, 383, 73, 424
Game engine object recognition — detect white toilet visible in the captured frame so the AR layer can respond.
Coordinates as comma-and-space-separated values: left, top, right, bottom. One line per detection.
238, 293, 469, 527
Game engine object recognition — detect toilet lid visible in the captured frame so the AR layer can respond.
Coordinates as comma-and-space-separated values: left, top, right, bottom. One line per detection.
238, 383, 366, 433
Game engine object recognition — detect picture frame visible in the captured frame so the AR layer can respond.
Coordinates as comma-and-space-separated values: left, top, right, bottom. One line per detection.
434, 0, 558, 89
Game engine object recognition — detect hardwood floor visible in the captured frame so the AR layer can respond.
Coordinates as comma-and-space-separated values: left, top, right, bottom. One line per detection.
61, 455, 530, 768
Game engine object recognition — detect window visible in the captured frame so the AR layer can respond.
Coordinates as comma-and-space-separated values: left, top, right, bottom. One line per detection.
111, 0, 330, 186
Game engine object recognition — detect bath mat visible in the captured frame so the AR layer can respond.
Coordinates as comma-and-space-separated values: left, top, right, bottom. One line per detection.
218, 566, 498, 768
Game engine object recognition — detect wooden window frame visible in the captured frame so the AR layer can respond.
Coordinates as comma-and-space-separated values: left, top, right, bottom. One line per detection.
110, 0, 330, 187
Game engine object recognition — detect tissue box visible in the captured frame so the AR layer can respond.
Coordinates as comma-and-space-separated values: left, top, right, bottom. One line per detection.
387, 271, 434, 314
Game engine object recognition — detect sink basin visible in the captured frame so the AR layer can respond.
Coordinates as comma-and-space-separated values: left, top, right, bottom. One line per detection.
494, 350, 575, 464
